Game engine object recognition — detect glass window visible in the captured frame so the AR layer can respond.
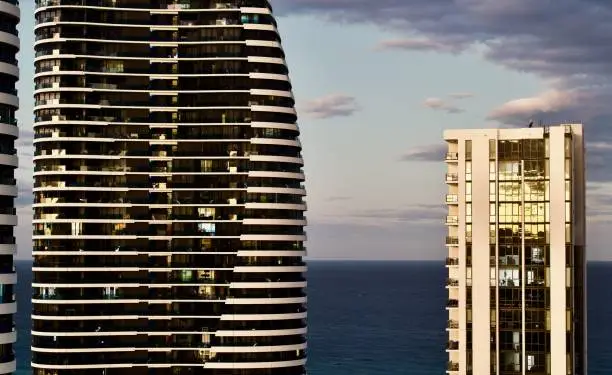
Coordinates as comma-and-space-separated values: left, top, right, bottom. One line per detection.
524, 160, 545, 179
489, 161, 496, 181
565, 245, 573, 266
499, 161, 521, 180
198, 207, 215, 218
467, 268, 472, 287
531, 247, 544, 264
103, 60, 124, 73
489, 139, 496, 159
466, 182, 472, 202
0, 105, 15, 125
198, 223, 215, 234
180, 270, 193, 282
499, 268, 520, 287
466, 161, 472, 181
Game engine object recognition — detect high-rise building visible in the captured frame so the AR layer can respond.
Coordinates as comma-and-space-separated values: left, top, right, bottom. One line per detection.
0, 0, 19, 374
443, 124, 586, 375
32, 1, 307, 374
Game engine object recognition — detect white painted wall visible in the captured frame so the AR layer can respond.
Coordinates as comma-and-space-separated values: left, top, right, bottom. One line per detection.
549, 127, 567, 375
471, 135, 491, 375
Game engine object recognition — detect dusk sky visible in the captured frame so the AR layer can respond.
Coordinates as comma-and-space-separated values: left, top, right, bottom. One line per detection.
14, 1, 612, 260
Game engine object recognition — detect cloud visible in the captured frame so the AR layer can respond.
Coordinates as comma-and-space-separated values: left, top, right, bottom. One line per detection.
399, 144, 445, 162
562, 182, 612, 223
449, 92, 474, 100
586, 189, 612, 223
299, 93, 359, 119
15, 127, 33, 211
15, 184, 32, 208
355, 204, 446, 223
18, 129, 33, 142
375, 37, 462, 54
16, 129, 34, 154
423, 97, 464, 114
487, 90, 581, 123
326, 196, 352, 202
321, 204, 446, 226
276, 0, 612, 181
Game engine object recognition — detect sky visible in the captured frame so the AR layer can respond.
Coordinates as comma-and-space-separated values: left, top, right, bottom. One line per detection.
13, 1, 612, 260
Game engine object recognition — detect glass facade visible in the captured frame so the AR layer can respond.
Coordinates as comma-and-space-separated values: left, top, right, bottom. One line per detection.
32, 1, 307, 374
493, 139, 550, 375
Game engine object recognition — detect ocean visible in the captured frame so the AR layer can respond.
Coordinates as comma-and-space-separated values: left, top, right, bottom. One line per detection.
13, 261, 612, 374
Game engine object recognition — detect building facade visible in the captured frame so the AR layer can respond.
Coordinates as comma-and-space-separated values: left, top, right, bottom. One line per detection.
0, 0, 19, 374
444, 124, 586, 375
32, 1, 307, 374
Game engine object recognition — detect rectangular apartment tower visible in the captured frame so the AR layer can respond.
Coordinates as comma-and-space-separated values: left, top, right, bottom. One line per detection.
443, 124, 586, 375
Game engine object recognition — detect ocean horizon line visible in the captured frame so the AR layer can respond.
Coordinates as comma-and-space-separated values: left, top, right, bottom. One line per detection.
13, 258, 612, 263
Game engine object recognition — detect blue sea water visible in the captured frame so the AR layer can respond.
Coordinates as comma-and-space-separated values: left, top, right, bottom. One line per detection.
12, 261, 612, 374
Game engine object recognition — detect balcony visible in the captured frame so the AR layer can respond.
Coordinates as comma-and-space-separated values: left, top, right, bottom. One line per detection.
445, 236, 459, 246
447, 361, 459, 372
445, 215, 458, 225
447, 320, 459, 329
445, 152, 458, 162
445, 278, 459, 287
446, 340, 459, 350
445, 257, 459, 266
445, 173, 458, 183
446, 299, 458, 308
445, 194, 458, 204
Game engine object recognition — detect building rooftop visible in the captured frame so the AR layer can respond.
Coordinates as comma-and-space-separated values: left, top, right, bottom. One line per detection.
444, 123, 582, 140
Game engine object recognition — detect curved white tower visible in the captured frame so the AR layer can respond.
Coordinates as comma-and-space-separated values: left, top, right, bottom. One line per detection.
32, 1, 307, 374
0, 0, 18, 374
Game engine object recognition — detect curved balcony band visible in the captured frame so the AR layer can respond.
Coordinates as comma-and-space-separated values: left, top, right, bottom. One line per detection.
32, 1, 306, 374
